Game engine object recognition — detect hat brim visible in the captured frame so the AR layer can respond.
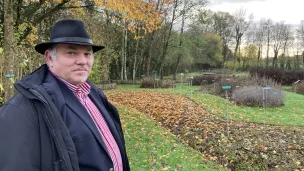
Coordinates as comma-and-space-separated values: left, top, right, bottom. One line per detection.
35, 42, 105, 55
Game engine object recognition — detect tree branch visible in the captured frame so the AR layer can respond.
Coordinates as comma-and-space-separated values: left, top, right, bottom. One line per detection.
18, 1, 69, 44
61, 5, 94, 9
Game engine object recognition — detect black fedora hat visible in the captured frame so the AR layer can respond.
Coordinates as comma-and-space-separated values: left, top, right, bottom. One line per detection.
35, 19, 105, 54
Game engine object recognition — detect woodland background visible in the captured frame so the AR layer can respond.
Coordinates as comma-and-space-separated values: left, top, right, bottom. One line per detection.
1, 0, 304, 102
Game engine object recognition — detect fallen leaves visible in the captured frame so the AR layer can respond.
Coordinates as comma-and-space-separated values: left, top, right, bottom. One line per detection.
108, 91, 304, 170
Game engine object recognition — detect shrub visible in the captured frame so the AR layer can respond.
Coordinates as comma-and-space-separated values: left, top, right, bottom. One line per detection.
247, 75, 281, 88
160, 80, 175, 88
294, 80, 304, 95
113, 80, 141, 84
249, 67, 304, 85
140, 77, 154, 88
210, 74, 283, 103
192, 74, 221, 86
231, 86, 284, 107
140, 77, 175, 88
225, 61, 242, 70
211, 75, 260, 97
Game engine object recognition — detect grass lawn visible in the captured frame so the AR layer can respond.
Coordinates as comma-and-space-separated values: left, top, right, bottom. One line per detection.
232, 71, 249, 77
106, 83, 304, 170
110, 84, 304, 127
117, 105, 226, 170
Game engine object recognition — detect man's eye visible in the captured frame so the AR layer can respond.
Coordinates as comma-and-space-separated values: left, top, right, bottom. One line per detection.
68, 52, 76, 55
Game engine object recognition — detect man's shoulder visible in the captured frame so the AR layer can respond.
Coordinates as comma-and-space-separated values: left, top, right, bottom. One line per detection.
0, 94, 39, 126
3, 93, 34, 108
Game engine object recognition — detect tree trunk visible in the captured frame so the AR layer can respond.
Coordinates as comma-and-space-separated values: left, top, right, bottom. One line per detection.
121, 29, 124, 80
294, 50, 299, 69
266, 31, 270, 67
121, 26, 128, 81
146, 33, 154, 77
173, 6, 185, 80
257, 44, 261, 65
302, 51, 304, 68
159, 0, 178, 79
3, 0, 14, 102
273, 50, 279, 67
234, 35, 242, 63
222, 44, 228, 67
123, 28, 128, 81
132, 34, 139, 82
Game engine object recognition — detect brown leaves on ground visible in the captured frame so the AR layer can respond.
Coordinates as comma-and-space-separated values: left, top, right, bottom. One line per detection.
108, 91, 304, 170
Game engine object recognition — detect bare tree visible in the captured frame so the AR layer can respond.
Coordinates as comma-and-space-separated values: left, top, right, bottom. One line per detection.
159, 0, 179, 79
264, 18, 273, 67
211, 11, 234, 66
293, 39, 302, 69
245, 23, 257, 46
296, 20, 304, 66
173, 0, 208, 79
243, 23, 258, 67
271, 21, 285, 67
282, 24, 294, 55
297, 20, 304, 47
255, 19, 267, 65
281, 24, 294, 68
232, 8, 253, 63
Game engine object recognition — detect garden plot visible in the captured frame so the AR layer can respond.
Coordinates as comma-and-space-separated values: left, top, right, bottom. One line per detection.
108, 91, 304, 170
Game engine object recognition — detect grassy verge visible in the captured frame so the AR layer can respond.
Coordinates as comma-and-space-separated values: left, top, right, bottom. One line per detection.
117, 105, 226, 170
109, 84, 304, 126
232, 71, 249, 77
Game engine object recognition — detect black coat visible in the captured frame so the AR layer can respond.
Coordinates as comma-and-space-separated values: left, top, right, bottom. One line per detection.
0, 65, 130, 171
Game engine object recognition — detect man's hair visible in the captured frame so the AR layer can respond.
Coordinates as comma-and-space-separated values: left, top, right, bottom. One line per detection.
48, 45, 57, 60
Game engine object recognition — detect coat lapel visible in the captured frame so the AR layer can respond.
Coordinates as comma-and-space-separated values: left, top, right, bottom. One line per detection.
89, 88, 124, 150
54, 77, 110, 157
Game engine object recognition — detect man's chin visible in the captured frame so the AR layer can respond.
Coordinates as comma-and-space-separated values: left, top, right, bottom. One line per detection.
70, 76, 88, 85
80, 77, 87, 83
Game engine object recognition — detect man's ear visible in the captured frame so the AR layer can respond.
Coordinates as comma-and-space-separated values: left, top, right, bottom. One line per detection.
44, 50, 53, 64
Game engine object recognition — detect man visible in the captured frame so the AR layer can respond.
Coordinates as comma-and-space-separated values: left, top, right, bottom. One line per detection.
0, 19, 130, 171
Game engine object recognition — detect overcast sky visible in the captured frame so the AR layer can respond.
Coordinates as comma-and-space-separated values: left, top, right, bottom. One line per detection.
208, 0, 304, 25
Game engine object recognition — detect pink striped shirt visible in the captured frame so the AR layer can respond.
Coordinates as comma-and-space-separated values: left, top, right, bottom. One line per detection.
56, 77, 123, 171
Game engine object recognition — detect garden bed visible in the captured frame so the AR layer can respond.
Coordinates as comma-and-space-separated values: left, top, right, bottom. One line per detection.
108, 91, 304, 170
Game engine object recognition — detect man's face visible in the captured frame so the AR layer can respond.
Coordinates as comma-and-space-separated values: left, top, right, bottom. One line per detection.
45, 44, 94, 85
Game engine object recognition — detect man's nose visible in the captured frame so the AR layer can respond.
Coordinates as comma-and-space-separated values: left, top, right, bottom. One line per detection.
76, 54, 87, 64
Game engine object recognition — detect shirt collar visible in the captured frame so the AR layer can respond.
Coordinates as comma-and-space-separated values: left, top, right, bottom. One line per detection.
49, 69, 91, 95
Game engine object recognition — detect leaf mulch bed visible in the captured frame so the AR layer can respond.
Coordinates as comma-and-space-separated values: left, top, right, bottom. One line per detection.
107, 91, 304, 170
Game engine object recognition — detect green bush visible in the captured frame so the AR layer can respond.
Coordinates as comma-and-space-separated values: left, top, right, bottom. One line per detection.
232, 86, 284, 107
225, 61, 242, 70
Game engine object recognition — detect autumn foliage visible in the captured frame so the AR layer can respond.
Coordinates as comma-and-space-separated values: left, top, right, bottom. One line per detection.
92, 0, 172, 36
